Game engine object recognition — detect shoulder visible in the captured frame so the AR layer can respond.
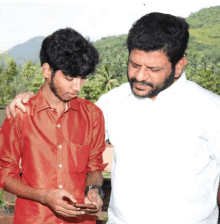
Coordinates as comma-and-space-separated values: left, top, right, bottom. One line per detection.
75, 97, 103, 116
105, 82, 131, 98
187, 80, 220, 104
18, 95, 38, 116
97, 82, 131, 103
184, 79, 220, 118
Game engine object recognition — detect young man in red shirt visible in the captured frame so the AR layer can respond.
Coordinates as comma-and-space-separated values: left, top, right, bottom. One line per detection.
0, 28, 107, 224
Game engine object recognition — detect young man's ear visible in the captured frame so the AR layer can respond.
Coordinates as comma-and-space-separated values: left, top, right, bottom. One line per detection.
174, 57, 188, 78
42, 63, 52, 79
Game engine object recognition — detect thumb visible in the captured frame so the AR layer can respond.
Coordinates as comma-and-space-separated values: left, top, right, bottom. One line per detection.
62, 191, 77, 204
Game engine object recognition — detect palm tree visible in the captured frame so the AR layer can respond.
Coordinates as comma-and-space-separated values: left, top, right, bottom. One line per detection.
95, 64, 119, 93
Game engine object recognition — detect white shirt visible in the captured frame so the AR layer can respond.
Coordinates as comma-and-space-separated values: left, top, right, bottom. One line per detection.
96, 73, 220, 224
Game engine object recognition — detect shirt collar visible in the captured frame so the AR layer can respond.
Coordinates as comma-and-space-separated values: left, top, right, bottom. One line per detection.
127, 72, 187, 100
157, 72, 187, 98
35, 88, 79, 113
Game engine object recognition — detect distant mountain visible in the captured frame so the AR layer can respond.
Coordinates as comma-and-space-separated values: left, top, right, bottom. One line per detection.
0, 36, 45, 66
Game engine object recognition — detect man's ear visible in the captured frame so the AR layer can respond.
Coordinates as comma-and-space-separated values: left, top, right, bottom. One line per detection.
174, 57, 188, 78
42, 63, 52, 79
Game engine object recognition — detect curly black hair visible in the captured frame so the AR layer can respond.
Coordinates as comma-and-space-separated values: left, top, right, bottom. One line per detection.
127, 12, 189, 66
40, 28, 99, 78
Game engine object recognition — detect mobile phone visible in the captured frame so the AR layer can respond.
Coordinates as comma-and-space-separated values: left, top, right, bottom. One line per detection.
62, 196, 97, 209
74, 203, 97, 209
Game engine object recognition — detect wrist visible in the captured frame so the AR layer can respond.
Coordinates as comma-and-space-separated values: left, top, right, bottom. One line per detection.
39, 189, 48, 204
85, 185, 105, 200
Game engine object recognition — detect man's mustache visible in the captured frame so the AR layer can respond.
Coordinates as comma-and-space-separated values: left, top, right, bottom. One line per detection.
130, 78, 154, 88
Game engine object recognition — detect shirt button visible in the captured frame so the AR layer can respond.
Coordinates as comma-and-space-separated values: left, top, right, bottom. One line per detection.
58, 145, 62, 149
59, 185, 63, 189
57, 124, 61, 128
59, 164, 62, 168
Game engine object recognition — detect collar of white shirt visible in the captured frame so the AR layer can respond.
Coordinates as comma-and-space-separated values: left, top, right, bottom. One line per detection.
126, 72, 187, 101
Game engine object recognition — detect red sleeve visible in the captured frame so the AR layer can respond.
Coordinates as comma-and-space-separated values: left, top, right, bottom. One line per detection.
86, 108, 108, 172
0, 116, 22, 189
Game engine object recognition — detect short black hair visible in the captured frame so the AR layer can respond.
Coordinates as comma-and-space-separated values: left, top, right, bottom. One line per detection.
127, 12, 189, 65
40, 28, 99, 78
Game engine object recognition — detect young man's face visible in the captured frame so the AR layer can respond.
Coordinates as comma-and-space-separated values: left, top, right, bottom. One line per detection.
49, 70, 86, 102
127, 49, 176, 99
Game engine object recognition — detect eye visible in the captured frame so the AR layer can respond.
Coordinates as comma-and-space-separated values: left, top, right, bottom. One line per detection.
150, 68, 162, 72
65, 76, 73, 81
131, 61, 139, 68
151, 69, 160, 72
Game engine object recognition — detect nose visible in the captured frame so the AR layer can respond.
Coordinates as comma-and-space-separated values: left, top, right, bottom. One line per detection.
135, 66, 150, 81
72, 77, 82, 92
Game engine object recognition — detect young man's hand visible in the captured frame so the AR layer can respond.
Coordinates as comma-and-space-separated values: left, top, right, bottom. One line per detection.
84, 188, 103, 213
5, 91, 35, 119
43, 189, 86, 217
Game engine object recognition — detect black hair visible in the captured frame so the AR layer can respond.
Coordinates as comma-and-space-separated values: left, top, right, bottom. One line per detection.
127, 12, 189, 65
40, 28, 99, 78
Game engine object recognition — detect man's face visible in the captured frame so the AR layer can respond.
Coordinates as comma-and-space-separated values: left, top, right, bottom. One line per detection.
49, 70, 86, 102
127, 49, 176, 99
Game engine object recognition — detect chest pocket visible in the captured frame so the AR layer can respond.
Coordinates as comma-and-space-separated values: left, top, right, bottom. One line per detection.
68, 143, 91, 173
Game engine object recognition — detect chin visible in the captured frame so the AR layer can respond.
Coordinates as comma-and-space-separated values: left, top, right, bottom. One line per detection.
133, 88, 148, 97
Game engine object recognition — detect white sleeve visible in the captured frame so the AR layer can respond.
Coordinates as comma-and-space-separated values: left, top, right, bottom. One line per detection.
95, 94, 109, 141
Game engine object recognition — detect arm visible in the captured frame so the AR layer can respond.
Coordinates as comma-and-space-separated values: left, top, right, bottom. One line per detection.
84, 108, 108, 211
5, 91, 35, 119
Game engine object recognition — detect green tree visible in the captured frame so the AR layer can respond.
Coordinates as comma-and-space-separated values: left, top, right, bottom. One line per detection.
29, 67, 44, 93
0, 58, 18, 105
95, 64, 120, 93
17, 59, 37, 92
79, 79, 104, 102
191, 69, 220, 95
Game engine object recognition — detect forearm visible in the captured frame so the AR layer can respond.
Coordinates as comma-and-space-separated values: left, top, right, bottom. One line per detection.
86, 171, 103, 187
4, 178, 47, 204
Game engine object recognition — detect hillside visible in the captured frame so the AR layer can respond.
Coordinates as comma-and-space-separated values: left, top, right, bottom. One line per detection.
0, 36, 45, 66
186, 6, 220, 58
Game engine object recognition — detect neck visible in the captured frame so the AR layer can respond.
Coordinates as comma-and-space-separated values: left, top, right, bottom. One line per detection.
41, 83, 66, 115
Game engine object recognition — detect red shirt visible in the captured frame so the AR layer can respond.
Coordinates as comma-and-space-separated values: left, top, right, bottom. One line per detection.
0, 89, 107, 224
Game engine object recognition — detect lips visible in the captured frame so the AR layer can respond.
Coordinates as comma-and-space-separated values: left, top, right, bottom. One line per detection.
68, 92, 78, 96
133, 82, 150, 90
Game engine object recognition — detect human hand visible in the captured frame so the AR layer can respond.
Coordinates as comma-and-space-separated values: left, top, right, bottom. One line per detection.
84, 189, 103, 213
43, 189, 86, 217
5, 91, 35, 119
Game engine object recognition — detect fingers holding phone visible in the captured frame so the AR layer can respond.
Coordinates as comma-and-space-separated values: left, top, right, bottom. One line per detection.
63, 196, 97, 214
84, 188, 103, 213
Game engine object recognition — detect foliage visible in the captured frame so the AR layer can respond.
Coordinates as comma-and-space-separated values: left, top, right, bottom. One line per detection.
0, 189, 4, 206
28, 66, 44, 94
0, 54, 14, 66
102, 170, 111, 179
104, 216, 109, 221
186, 6, 220, 29
0, 58, 18, 105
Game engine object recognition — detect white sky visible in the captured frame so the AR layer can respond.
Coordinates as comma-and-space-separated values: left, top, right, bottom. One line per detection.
0, 0, 219, 51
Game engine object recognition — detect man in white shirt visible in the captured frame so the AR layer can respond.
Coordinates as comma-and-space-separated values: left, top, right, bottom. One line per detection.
4, 12, 220, 223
